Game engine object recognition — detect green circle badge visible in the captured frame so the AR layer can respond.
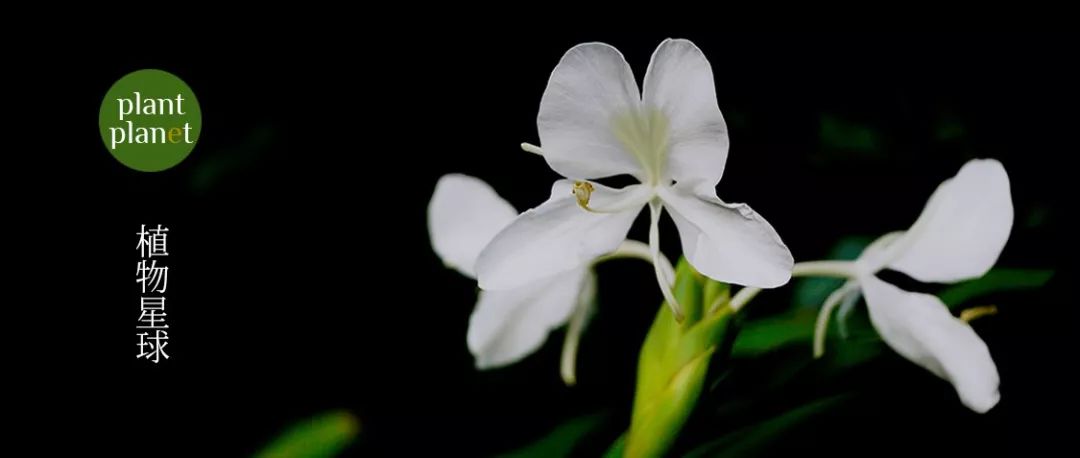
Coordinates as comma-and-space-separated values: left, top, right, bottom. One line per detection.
99, 69, 202, 172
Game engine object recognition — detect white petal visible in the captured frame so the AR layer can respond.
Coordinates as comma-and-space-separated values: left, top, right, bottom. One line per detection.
427, 174, 518, 278
860, 275, 1001, 413
853, 231, 905, 276
657, 184, 793, 288
538, 43, 646, 181
642, 38, 729, 186
475, 180, 648, 290
888, 159, 1013, 283
468, 269, 587, 369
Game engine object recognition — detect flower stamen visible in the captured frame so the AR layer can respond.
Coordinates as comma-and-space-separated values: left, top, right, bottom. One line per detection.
813, 281, 860, 359
960, 305, 998, 323
572, 181, 596, 212
520, 142, 545, 156
649, 201, 684, 322
560, 273, 597, 386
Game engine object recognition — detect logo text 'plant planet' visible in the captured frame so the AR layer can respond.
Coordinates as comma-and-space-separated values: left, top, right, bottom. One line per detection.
99, 69, 201, 172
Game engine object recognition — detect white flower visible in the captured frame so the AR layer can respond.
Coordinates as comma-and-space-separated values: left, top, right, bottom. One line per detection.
814, 159, 1013, 413
428, 174, 671, 381
475, 39, 793, 320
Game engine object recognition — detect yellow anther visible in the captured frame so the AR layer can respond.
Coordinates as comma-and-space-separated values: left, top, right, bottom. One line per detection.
960, 305, 998, 323
572, 181, 595, 212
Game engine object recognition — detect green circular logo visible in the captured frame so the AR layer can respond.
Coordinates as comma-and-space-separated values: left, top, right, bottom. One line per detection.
99, 69, 202, 172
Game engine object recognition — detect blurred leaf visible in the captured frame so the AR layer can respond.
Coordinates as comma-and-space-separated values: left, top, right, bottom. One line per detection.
191, 126, 274, 193
602, 433, 626, 458
254, 410, 359, 458
939, 269, 1054, 308
724, 331, 882, 402
820, 115, 881, 153
730, 311, 816, 358
934, 114, 967, 141
684, 394, 854, 458
1024, 206, 1050, 229
500, 413, 608, 458
824, 337, 882, 370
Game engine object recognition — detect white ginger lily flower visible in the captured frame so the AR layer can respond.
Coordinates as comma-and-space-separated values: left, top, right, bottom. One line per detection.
475, 39, 793, 321
812, 159, 1013, 413
428, 174, 673, 383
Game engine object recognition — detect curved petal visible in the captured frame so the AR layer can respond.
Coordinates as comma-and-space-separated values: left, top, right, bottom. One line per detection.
853, 231, 905, 276
657, 184, 793, 288
642, 38, 729, 186
475, 181, 648, 290
428, 174, 518, 278
860, 275, 1001, 413
538, 43, 646, 181
468, 268, 588, 369
888, 159, 1013, 283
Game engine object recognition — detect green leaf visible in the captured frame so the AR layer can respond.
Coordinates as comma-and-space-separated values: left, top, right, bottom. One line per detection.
827, 337, 883, 369
724, 327, 882, 403
730, 311, 816, 358
602, 433, 626, 458
684, 394, 854, 458
254, 410, 359, 458
938, 268, 1054, 308
500, 413, 608, 458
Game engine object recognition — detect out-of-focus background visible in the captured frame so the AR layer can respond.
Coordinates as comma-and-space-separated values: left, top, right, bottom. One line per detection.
12, 29, 1074, 456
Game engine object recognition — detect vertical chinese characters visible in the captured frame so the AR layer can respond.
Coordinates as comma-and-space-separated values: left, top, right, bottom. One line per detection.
136, 224, 170, 363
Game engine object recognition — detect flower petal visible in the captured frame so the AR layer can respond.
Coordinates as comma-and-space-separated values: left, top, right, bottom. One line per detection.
642, 38, 729, 186
860, 275, 1001, 413
427, 174, 518, 278
468, 269, 588, 369
853, 231, 905, 277
476, 180, 648, 290
657, 184, 793, 288
888, 159, 1013, 283
538, 43, 646, 181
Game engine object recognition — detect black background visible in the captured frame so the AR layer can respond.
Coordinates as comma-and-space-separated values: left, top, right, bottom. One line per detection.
11, 28, 1076, 456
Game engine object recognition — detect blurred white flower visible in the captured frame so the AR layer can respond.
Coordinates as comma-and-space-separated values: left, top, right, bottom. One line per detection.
813, 159, 1013, 413
475, 39, 793, 321
428, 174, 671, 383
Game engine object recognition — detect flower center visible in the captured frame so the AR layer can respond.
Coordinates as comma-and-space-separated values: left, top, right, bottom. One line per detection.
611, 107, 670, 185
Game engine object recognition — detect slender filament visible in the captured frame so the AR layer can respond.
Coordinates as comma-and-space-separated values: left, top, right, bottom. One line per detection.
813, 281, 859, 359
649, 201, 684, 322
